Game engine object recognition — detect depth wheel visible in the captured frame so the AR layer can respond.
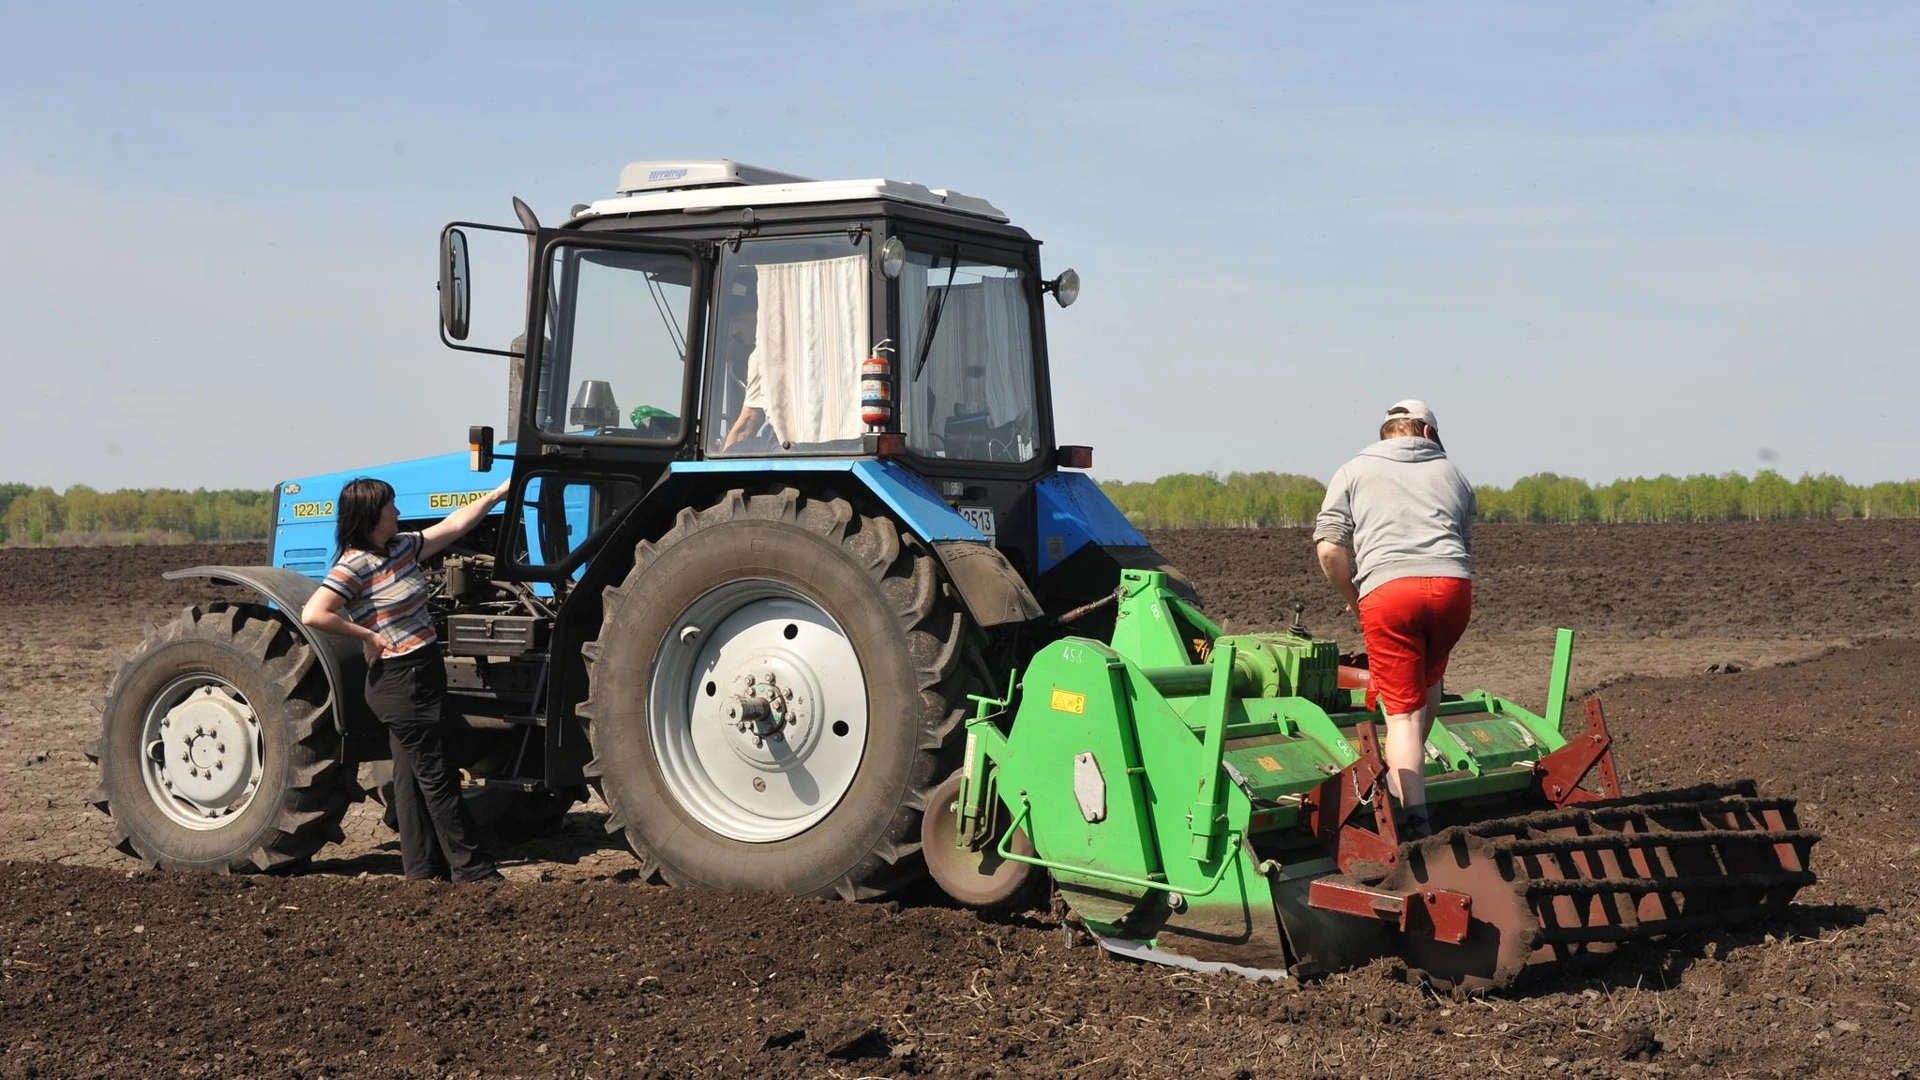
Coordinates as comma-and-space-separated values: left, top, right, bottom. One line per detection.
581, 488, 979, 900
1386, 831, 1540, 993
88, 603, 349, 872
921, 771, 1037, 908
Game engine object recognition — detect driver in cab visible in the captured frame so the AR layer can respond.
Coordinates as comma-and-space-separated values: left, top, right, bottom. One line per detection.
718, 307, 769, 452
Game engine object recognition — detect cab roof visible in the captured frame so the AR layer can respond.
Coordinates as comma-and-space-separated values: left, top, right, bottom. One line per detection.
577, 158, 1009, 224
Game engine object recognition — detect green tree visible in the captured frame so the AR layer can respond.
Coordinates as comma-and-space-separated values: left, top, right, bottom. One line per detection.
4, 487, 61, 544
98, 490, 145, 533
63, 485, 101, 533
140, 491, 194, 536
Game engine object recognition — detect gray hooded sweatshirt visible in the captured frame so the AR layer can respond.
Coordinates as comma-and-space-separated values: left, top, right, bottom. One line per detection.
1313, 437, 1475, 598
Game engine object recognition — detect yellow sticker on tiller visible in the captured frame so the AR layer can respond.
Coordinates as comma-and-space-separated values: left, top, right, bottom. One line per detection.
1256, 755, 1283, 773
1049, 688, 1086, 715
1471, 729, 1494, 745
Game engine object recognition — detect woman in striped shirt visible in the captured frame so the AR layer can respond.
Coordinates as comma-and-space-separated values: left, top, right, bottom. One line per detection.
301, 476, 510, 883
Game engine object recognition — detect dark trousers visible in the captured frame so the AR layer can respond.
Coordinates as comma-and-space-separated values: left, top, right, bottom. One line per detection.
363, 645, 496, 881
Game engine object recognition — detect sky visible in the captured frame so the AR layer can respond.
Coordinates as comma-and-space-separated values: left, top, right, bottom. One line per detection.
1, 0, 1915, 490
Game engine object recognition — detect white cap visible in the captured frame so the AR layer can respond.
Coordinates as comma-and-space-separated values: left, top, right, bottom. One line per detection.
1385, 399, 1437, 430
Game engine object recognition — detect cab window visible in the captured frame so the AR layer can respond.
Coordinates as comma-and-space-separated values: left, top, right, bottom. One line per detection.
538, 246, 694, 442
706, 236, 872, 456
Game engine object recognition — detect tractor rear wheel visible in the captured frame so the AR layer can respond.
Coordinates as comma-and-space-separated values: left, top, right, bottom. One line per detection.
581, 488, 979, 900
88, 603, 350, 872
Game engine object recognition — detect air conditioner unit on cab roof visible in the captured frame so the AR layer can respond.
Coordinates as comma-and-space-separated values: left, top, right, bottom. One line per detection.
615, 160, 814, 195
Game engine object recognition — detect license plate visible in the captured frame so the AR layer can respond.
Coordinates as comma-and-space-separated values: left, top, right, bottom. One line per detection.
958, 505, 996, 541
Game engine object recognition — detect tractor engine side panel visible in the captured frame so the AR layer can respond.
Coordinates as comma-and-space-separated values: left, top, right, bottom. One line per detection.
271, 449, 517, 583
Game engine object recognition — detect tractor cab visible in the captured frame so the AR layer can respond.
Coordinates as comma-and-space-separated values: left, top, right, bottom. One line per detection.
543, 160, 1067, 469
441, 160, 1136, 613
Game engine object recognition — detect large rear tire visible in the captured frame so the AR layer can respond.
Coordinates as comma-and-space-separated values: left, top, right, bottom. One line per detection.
581, 488, 979, 900
87, 603, 350, 872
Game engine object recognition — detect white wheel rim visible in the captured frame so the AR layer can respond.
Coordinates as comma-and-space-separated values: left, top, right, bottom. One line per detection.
649, 580, 868, 842
138, 674, 266, 831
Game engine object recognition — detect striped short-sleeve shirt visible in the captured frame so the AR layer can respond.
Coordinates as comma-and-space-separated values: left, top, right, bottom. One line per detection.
320, 532, 437, 657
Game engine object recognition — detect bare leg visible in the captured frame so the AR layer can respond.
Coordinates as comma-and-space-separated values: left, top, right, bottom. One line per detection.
1419, 680, 1443, 744
1382, 710, 1427, 812
1383, 683, 1447, 837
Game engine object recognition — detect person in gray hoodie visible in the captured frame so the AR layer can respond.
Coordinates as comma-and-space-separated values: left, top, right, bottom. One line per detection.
1313, 400, 1476, 839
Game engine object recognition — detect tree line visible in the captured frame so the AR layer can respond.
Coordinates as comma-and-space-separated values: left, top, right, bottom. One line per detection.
5, 469, 1918, 545
1100, 470, 1920, 528
0, 484, 275, 545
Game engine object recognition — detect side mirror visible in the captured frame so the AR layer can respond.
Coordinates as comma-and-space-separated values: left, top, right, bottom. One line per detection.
468, 425, 494, 473
440, 228, 472, 340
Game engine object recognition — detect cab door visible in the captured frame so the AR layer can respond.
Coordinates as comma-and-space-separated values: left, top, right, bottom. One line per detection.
494, 233, 712, 583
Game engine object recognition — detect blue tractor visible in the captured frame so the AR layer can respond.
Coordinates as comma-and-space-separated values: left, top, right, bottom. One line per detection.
90, 160, 1190, 899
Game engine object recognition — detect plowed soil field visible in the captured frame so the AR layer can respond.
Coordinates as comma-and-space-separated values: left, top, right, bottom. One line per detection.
3, 522, 1918, 1079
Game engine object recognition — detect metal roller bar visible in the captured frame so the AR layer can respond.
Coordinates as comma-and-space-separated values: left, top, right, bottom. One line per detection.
1499, 829, 1822, 857
1521, 870, 1818, 896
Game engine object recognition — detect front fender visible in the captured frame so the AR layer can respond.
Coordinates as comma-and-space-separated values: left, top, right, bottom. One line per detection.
160, 566, 376, 740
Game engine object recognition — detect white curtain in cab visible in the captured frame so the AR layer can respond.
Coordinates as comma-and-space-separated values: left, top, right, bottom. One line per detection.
898, 266, 1032, 429
746, 255, 869, 446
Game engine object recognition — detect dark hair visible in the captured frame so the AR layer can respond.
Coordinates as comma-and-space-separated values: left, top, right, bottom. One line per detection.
334, 477, 396, 559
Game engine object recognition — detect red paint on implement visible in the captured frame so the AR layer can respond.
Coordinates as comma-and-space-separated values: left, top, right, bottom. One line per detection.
1531, 698, 1623, 807
1306, 877, 1474, 945
1297, 719, 1400, 876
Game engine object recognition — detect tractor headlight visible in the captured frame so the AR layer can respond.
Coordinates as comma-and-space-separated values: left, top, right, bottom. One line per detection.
880, 237, 906, 280
1049, 268, 1080, 308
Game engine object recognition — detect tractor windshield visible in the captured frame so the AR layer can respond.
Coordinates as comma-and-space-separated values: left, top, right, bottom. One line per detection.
899, 248, 1040, 464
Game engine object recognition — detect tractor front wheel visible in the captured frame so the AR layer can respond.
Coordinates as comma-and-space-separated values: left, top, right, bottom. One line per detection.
582, 488, 978, 900
88, 603, 350, 872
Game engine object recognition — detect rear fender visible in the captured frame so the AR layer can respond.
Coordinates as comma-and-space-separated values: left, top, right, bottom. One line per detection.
540, 461, 1046, 786
160, 566, 376, 748
560, 459, 1043, 643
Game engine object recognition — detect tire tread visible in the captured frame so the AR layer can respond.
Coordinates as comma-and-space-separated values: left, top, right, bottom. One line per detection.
92, 602, 351, 874
584, 487, 983, 899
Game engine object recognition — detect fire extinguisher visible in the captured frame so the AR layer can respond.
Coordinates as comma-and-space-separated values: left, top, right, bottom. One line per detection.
862, 339, 896, 430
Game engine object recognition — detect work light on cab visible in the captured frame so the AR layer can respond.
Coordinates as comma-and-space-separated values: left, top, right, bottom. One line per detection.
1047, 268, 1080, 307
880, 237, 906, 279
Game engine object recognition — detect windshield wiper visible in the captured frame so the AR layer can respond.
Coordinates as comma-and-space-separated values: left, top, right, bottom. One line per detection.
643, 271, 688, 361
910, 246, 961, 381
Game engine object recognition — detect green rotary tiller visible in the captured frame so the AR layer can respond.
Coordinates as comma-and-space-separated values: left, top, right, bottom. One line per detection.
923, 570, 1819, 991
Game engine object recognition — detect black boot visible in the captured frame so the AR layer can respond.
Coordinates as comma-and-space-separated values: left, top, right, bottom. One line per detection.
1400, 810, 1434, 841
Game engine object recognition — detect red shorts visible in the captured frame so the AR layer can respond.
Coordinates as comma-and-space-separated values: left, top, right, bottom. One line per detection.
1357, 576, 1473, 715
